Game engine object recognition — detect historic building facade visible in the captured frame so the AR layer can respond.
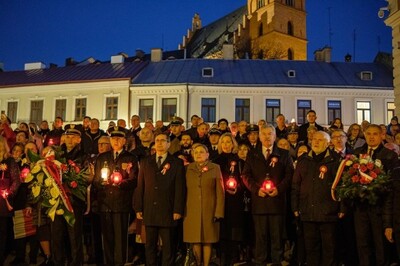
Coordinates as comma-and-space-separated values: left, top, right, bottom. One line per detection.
179, 0, 307, 60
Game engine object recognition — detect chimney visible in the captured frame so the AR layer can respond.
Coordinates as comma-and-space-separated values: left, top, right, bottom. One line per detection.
151, 48, 163, 62
345, 53, 352, 62
136, 49, 145, 59
223, 44, 234, 60
65, 57, 77, 66
111, 55, 125, 64
24, 62, 46, 70
314, 46, 332, 63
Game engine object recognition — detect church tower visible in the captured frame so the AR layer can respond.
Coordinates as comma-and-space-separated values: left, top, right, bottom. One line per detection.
245, 0, 307, 60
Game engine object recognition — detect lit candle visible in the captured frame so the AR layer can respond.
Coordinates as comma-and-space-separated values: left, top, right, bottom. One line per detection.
226, 176, 237, 190
20, 168, 30, 180
101, 161, 110, 181
111, 171, 122, 185
262, 176, 275, 192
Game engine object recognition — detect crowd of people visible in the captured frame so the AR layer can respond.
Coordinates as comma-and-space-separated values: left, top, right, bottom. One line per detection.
0, 110, 399, 266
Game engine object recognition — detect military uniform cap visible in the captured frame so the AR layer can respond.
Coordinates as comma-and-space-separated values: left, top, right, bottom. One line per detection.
208, 128, 222, 136
246, 124, 259, 133
287, 126, 299, 134
64, 124, 81, 136
170, 116, 184, 125
109, 126, 126, 137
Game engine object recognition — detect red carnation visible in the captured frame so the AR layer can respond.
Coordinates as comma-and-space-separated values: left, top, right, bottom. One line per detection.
369, 171, 377, 179
348, 168, 357, 175
366, 162, 375, 170
360, 165, 367, 173
353, 163, 360, 169
374, 168, 381, 175
70, 181, 78, 188
351, 175, 360, 183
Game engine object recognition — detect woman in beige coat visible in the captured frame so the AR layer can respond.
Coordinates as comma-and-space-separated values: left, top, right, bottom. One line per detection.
184, 143, 225, 266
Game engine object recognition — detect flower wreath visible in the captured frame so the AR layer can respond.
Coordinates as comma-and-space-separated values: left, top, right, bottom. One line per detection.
24, 147, 89, 226
331, 154, 389, 205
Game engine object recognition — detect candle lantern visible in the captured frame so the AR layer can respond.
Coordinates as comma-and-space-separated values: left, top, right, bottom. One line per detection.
20, 168, 30, 180
48, 138, 54, 146
262, 174, 275, 192
111, 171, 122, 185
226, 176, 237, 190
101, 161, 110, 181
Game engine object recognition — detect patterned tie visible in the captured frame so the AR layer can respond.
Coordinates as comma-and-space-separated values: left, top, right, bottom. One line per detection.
157, 156, 162, 168
368, 148, 373, 157
265, 148, 271, 160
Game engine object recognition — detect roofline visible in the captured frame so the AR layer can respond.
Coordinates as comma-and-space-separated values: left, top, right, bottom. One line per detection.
0, 77, 133, 89
130, 83, 393, 90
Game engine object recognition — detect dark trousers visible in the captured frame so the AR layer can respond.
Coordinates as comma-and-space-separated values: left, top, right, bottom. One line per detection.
0, 216, 10, 266
354, 205, 386, 266
336, 213, 358, 265
302, 221, 336, 266
252, 214, 284, 265
14, 235, 40, 263
51, 204, 84, 266
100, 212, 130, 266
145, 226, 175, 266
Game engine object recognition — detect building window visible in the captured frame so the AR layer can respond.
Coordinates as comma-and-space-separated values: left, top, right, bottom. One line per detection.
288, 49, 294, 60
162, 98, 177, 122
7, 101, 18, 123
360, 71, 373, 81
286, 0, 295, 6
257, 0, 265, 8
105, 97, 118, 120
30, 100, 43, 125
266, 99, 281, 126
201, 98, 216, 123
387, 102, 396, 123
139, 99, 154, 122
235, 98, 250, 122
356, 101, 371, 124
297, 100, 311, 125
327, 100, 342, 124
287, 21, 294, 36
75, 98, 87, 121
55, 99, 66, 121
259, 23, 263, 36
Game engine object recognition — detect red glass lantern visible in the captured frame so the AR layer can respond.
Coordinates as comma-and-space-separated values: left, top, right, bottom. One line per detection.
20, 168, 30, 180
48, 138, 54, 145
1, 189, 9, 199
226, 176, 237, 190
262, 178, 275, 192
111, 171, 122, 185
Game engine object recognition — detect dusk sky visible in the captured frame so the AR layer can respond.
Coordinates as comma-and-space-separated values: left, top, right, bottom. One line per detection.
0, 0, 392, 71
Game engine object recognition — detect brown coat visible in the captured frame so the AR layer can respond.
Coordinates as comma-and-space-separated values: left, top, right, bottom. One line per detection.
183, 161, 225, 243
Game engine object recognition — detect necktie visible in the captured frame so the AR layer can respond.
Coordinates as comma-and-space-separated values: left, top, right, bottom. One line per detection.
265, 148, 271, 160
157, 156, 162, 168
368, 148, 373, 157
114, 152, 119, 160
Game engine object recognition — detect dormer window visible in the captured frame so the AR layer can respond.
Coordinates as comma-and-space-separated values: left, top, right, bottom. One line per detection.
202, 67, 214, 77
288, 70, 296, 78
360, 71, 373, 81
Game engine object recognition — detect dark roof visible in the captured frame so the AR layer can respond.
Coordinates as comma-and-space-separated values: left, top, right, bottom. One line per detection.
132, 59, 393, 89
0, 61, 148, 88
186, 5, 247, 58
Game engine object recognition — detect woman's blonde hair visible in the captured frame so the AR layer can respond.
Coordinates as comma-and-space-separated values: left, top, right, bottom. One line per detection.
217, 132, 238, 154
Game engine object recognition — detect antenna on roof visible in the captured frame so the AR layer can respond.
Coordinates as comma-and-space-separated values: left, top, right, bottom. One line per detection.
327, 7, 333, 47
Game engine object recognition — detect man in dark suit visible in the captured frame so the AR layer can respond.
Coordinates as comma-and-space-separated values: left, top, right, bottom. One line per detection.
134, 132, 186, 266
298, 110, 324, 142
353, 124, 399, 266
94, 127, 138, 266
246, 124, 262, 151
292, 130, 344, 266
242, 124, 294, 265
